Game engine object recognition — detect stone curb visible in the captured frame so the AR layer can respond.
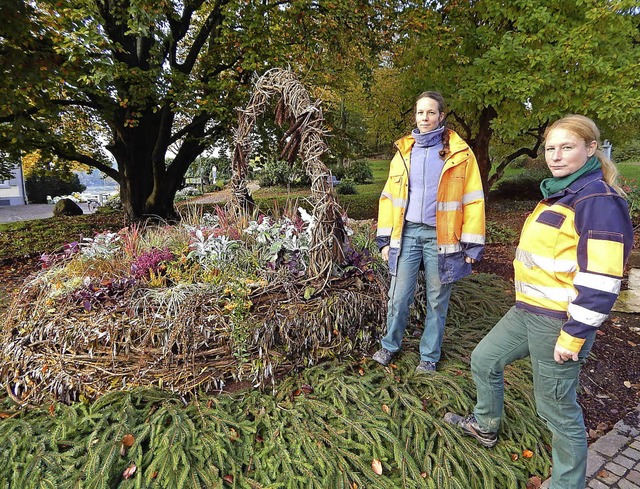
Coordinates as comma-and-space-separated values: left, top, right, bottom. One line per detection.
541, 406, 640, 489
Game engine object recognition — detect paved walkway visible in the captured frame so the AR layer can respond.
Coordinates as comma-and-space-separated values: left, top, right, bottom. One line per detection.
0, 203, 95, 223
541, 405, 640, 488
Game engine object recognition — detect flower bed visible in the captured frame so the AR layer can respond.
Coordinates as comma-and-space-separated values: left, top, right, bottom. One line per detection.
1, 206, 385, 404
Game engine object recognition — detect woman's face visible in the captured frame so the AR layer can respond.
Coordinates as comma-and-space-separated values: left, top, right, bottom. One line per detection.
544, 127, 597, 178
415, 97, 444, 133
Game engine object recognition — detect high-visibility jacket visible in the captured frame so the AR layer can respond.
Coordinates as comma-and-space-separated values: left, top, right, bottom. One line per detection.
514, 170, 633, 353
376, 129, 485, 284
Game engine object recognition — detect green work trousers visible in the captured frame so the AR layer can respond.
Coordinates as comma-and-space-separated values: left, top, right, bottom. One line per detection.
471, 306, 596, 489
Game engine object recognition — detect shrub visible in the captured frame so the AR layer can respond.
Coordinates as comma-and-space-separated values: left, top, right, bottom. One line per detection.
613, 140, 640, 163
25, 173, 86, 204
490, 166, 550, 201
336, 178, 357, 195
620, 177, 640, 225
344, 159, 373, 183
330, 159, 373, 184
254, 158, 309, 187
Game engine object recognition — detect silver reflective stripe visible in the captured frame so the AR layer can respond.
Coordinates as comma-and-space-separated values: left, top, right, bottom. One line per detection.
568, 303, 608, 327
437, 201, 461, 212
461, 232, 485, 244
390, 238, 401, 247
515, 248, 577, 273
573, 272, 621, 294
438, 243, 462, 254
462, 189, 484, 204
377, 227, 392, 236
515, 280, 576, 302
380, 191, 406, 207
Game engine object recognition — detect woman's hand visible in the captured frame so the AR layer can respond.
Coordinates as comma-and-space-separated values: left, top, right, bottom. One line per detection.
553, 343, 579, 364
381, 246, 390, 261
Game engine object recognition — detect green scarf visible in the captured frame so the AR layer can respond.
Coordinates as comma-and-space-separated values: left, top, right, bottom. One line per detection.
539, 156, 601, 198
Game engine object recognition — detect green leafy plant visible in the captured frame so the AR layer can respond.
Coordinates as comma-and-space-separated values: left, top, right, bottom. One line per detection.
336, 177, 358, 195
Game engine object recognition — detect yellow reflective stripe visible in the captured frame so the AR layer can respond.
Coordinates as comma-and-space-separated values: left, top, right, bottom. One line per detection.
515, 280, 576, 303
462, 189, 484, 204
587, 239, 624, 276
461, 232, 485, 244
567, 303, 608, 327
515, 248, 578, 273
557, 330, 586, 353
573, 272, 621, 294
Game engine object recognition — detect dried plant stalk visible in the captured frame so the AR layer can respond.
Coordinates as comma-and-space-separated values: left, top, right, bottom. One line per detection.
231, 68, 344, 285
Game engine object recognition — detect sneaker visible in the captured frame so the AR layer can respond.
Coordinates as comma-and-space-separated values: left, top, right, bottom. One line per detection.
415, 361, 436, 373
443, 413, 498, 448
372, 348, 395, 366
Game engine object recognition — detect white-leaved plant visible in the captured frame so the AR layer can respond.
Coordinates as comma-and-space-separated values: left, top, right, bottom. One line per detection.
244, 210, 312, 265
186, 228, 239, 266
80, 232, 121, 258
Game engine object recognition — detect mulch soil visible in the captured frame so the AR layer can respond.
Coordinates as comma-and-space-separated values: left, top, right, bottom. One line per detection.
0, 199, 638, 441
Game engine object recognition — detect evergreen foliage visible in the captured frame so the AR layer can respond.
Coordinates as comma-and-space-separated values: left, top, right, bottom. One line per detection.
0, 275, 553, 488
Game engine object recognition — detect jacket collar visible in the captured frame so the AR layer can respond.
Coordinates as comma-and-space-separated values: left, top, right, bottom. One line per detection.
395, 129, 469, 158
547, 170, 604, 198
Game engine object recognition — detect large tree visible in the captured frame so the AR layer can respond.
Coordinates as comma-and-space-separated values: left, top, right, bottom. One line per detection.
0, 0, 383, 220
379, 0, 640, 191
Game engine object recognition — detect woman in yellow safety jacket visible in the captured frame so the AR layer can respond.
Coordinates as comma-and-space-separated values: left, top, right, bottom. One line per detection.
372, 91, 485, 373
444, 114, 634, 489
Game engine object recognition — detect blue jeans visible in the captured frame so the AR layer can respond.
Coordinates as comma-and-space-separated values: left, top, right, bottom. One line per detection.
381, 222, 453, 363
471, 306, 596, 489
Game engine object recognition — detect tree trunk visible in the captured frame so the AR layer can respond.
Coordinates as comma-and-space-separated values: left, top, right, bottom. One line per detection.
469, 105, 497, 198
108, 110, 192, 223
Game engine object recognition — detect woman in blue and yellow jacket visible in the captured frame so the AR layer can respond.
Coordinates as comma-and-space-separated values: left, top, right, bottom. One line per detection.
444, 115, 634, 489
372, 91, 485, 373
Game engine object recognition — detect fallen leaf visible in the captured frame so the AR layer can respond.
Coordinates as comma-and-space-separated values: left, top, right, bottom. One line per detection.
229, 428, 240, 442
624, 381, 632, 388
628, 341, 637, 347
48, 404, 55, 416
381, 404, 390, 414
420, 472, 427, 478
358, 368, 365, 376
371, 459, 383, 475
300, 384, 314, 394
597, 469, 609, 479
596, 330, 605, 336
122, 434, 135, 447
522, 449, 534, 459
526, 475, 541, 489
223, 474, 234, 483
510, 453, 519, 461
122, 464, 136, 480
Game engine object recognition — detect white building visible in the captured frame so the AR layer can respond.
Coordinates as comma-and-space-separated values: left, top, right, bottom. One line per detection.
0, 163, 27, 206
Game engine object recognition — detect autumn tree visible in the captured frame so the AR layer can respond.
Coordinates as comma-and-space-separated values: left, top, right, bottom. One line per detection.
0, 0, 385, 221
374, 0, 640, 191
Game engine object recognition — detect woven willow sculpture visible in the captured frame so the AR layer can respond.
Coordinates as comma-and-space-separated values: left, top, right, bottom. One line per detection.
231, 68, 345, 283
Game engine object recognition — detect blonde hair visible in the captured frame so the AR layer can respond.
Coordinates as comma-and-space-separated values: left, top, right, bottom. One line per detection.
545, 115, 624, 195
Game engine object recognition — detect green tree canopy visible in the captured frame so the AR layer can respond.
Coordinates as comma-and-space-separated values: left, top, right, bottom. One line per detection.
0, 0, 384, 220
373, 0, 640, 190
